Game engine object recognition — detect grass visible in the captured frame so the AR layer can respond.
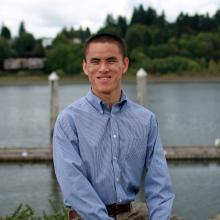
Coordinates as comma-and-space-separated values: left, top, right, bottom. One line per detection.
0, 201, 67, 220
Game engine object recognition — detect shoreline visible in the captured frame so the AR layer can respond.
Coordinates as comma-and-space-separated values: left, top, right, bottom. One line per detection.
1, 74, 220, 85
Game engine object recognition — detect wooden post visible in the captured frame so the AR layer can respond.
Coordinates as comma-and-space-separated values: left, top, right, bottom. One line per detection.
48, 72, 59, 149
136, 68, 147, 106
215, 138, 220, 147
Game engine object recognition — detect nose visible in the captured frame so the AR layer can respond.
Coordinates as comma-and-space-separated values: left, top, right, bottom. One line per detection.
99, 61, 109, 73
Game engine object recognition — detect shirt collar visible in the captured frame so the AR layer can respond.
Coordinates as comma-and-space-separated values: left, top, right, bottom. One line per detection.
86, 89, 127, 113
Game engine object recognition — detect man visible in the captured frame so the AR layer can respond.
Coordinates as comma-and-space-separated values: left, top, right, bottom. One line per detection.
53, 33, 174, 220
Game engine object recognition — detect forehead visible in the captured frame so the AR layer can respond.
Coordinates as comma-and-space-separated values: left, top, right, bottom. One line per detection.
85, 42, 122, 59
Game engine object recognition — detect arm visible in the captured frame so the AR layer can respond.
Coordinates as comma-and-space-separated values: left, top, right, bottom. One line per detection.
144, 114, 175, 220
53, 113, 113, 220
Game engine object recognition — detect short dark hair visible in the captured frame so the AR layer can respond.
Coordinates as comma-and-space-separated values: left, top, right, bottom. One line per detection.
84, 33, 126, 59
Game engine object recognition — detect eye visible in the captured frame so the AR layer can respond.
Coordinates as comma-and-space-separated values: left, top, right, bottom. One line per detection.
90, 59, 100, 64
107, 57, 117, 63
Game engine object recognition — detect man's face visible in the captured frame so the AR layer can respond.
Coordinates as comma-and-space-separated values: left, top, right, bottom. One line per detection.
83, 42, 129, 98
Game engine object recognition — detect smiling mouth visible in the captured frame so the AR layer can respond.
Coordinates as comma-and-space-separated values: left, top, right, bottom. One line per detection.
97, 76, 112, 80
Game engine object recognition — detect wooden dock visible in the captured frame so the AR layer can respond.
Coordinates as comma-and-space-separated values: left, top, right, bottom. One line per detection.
164, 146, 220, 160
0, 147, 52, 162
0, 145, 220, 162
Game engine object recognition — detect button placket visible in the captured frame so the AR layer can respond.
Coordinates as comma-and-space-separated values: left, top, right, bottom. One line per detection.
110, 114, 121, 201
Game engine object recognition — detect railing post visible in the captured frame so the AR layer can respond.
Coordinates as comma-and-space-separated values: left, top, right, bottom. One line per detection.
136, 68, 147, 106
48, 72, 59, 149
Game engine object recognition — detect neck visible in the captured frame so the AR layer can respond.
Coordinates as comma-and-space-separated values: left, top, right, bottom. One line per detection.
92, 89, 121, 109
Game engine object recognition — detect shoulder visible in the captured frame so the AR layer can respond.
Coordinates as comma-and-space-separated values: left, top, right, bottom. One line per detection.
59, 96, 87, 118
125, 99, 156, 121
56, 96, 88, 129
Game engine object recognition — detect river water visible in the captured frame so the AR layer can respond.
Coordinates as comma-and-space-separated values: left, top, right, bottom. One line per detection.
0, 82, 220, 219
0, 161, 220, 220
0, 82, 220, 147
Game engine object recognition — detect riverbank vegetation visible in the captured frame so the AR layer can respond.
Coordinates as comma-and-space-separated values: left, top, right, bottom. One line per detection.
0, 203, 67, 220
1, 203, 220, 220
0, 203, 181, 220
1, 5, 220, 77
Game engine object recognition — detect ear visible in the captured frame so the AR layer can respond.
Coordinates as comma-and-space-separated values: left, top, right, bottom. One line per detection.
123, 57, 129, 74
82, 59, 88, 76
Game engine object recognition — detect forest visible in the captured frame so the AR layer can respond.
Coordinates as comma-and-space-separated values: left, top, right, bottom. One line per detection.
1, 4, 220, 76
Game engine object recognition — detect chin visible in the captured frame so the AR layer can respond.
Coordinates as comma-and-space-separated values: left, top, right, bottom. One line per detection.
99, 89, 112, 94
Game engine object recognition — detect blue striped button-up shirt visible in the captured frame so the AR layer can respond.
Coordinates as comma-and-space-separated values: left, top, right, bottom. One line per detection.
53, 89, 174, 220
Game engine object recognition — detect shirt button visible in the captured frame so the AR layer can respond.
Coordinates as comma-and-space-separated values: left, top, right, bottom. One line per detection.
113, 156, 117, 160
113, 134, 116, 138
100, 110, 103, 114
116, 177, 119, 182
119, 199, 122, 203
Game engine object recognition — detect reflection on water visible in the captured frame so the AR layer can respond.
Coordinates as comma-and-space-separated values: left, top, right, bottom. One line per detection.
169, 161, 220, 220
0, 161, 220, 220
0, 162, 62, 216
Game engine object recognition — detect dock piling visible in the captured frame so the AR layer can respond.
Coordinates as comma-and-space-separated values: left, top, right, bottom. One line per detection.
136, 68, 147, 106
48, 72, 59, 149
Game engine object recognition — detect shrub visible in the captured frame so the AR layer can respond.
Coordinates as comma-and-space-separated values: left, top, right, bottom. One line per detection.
1, 202, 67, 220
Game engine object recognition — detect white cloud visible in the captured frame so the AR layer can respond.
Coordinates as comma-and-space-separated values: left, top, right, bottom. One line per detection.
0, 0, 219, 38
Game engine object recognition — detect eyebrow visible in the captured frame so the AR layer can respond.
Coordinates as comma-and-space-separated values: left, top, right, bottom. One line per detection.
89, 58, 100, 62
88, 56, 118, 61
106, 57, 117, 61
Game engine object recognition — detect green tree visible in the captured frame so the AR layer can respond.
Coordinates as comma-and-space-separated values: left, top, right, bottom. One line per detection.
156, 11, 167, 28
78, 27, 91, 42
98, 26, 122, 37
45, 42, 83, 74
151, 56, 201, 74
125, 24, 152, 53
130, 47, 153, 70
176, 32, 220, 62
175, 13, 194, 36
145, 7, 157, 26
130, 5, 158, 26
61, 27, 91, 42
14, 32, 36, 57
98, 14, 124, 37
146, 43, 178, 58
174, 12, 217, 36
117, 16, 127, 37
32, 40, 45, 57
214, 9, 220, 26
18, 21, 26, 36
61, 27, 71, 38
105, 14, 116, 27
199, 13, 216, 32
130, 4, 146, 25
52, 33, 69, 46
1, 25, 11, 40
0, 37, 15, 68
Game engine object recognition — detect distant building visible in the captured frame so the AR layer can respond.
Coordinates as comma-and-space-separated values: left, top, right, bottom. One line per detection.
41, 37, 53, 48
72, 38, 81, 44
3, 58, 46, 70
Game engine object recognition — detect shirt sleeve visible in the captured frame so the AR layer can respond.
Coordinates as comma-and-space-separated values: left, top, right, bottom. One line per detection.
53, 112, 113, 220
144, 113, 175, 220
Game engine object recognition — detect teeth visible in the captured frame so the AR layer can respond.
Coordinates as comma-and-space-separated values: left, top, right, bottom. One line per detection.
98, 77, 110, 79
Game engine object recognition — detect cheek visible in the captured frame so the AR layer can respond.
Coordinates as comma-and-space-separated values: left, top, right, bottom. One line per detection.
87, 68, 98, 82
112, 63, 125, 72
112, 66, 124, 77
87, 66, 98, 75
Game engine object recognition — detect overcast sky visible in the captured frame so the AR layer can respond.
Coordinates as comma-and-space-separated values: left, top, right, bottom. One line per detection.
1, 0, 220, 38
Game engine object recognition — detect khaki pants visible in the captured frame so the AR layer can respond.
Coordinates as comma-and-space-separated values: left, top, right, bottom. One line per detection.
69, 202, 148, 220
